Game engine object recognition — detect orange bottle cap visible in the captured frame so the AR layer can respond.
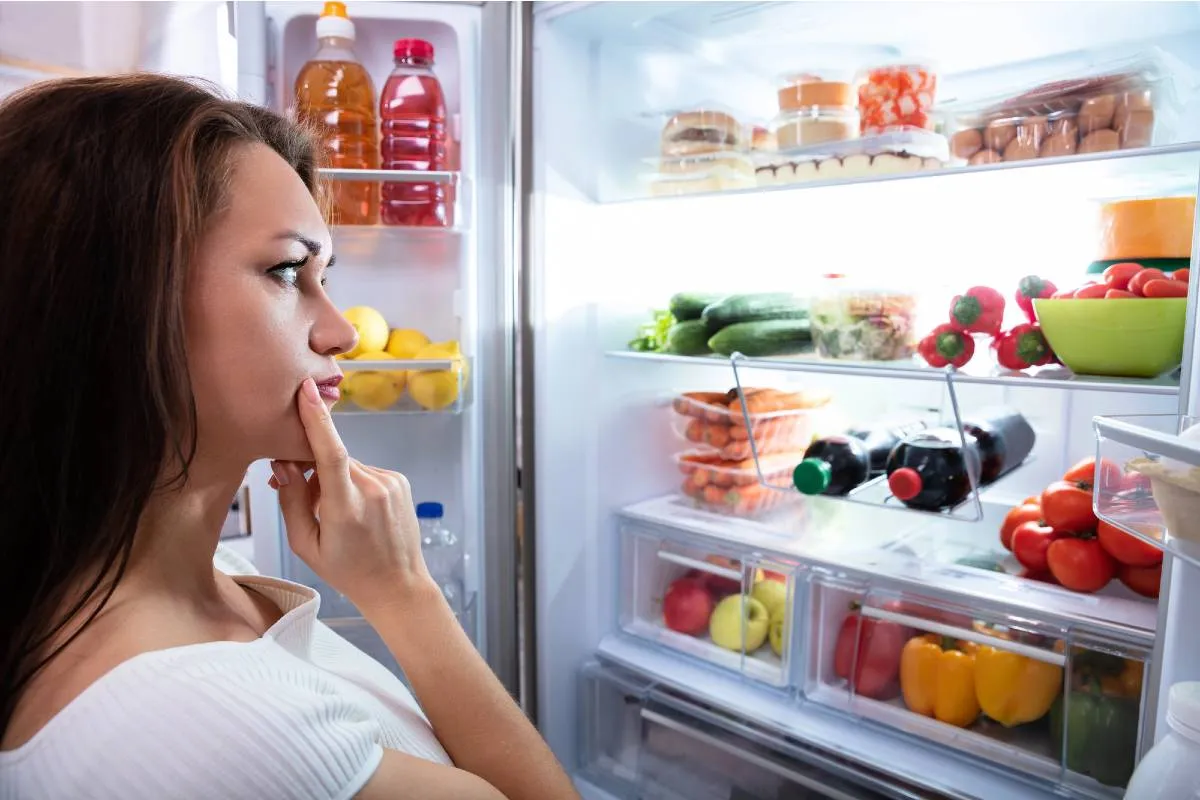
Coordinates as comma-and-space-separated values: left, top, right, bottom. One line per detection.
322, 2, 347, 18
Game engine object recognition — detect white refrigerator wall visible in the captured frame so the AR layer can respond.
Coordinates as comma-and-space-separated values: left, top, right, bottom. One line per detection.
531, 3, 1198, 776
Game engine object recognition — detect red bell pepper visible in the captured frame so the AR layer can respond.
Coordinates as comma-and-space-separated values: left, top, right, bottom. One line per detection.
918, 323, 975, 368
1015, 275, 1057, 323
949, 286, 1005, 335
992, 323, 1053, 371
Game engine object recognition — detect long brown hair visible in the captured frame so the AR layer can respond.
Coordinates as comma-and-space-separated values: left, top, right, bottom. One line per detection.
0, 73, 320, 732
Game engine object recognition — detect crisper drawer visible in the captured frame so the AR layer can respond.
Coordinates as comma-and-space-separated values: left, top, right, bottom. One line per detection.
619, 523, 800, 688
804, 576, 1149, 797
579, 661, 896, 800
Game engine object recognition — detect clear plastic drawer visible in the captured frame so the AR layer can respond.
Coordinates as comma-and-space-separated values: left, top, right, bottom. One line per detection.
619, 524, 799, 688
805, 578, 1149, 794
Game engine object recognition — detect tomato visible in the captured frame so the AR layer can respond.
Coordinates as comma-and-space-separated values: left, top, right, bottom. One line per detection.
1142, 278, 1189, 298
1102, 262, 1143, 291
1173, 268, 1190, 284
1118, 563, 1162, 599
833, 609, 905, 700
1000, 502, 1043, 551
1022, 495, 1040, 505
1041, 480, 1098, 532
1062, 457, 1122, 492
1046, 537, 1117, 593
1018, 568, 1057, 584
1096, 520, 1163, 567
1105, 289, 1138, 299
1073, 283, 1109, 299
1129, 268, 1167, 296
1011, 521, 1060, 572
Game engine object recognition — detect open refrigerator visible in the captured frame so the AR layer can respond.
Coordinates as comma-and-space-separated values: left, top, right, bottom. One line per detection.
7, 1, 1200, 798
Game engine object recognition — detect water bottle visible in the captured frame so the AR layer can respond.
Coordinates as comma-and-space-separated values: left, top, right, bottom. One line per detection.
416, 502, 464, 615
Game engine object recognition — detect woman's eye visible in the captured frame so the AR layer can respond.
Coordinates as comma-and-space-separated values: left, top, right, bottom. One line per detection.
268, 258, 307, 286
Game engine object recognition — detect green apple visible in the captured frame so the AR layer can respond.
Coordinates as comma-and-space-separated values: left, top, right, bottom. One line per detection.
709, 594, 769, 652
769, 613, 787, 657
750, 579, 787, 622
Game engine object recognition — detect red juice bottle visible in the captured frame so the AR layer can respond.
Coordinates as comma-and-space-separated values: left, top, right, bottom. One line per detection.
379, 38, 448, 227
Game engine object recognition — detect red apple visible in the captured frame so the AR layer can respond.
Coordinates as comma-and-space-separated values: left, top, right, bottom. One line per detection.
663, 577, 714, 635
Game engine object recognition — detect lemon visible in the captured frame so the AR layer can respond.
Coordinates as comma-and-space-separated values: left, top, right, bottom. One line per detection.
385, 328, 430, 360
340, 306, 389, 360
407, 341, 467, 411
342, 350, 406, 411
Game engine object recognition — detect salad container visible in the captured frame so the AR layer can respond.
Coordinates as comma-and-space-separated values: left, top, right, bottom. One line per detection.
810, 274, 919, 361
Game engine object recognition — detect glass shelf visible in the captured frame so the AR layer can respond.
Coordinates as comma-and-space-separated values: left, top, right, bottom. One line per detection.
318, 168, 460, 184
607, 350, 1181, 396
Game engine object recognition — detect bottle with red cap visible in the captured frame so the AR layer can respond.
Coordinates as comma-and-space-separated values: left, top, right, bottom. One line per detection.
379, 38, 448, 227
885, 428, 982, 511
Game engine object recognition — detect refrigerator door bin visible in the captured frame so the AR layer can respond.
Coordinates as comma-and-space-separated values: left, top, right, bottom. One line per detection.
619, 522, 799, 688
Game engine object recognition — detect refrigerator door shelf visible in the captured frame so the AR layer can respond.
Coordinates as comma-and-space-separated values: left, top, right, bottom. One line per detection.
332, 357, 470, 416
1094, 413, 1200, 572
579, 659, 906, 800
619, 522, 800, 689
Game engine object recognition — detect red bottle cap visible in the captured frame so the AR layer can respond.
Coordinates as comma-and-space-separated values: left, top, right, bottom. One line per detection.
888, 468, 923, 501
394, 38, 434, 62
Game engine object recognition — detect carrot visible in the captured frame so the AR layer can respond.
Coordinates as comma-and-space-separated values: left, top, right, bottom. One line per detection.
1143, 278, 1189, 298
680, 479, 703, 499
702, 424, 732, 448
674, 392, 727, 419
688, 468, 710, 489
1104, 289, 1138, 299
1129, 268, 1167, 297
724, 483, 777, 514
1074, 283, 1108, 299
685, 418, 705, 443
1173, 268, 1190, 284
1102, 262, 1143, 290
702, 485, 726, 505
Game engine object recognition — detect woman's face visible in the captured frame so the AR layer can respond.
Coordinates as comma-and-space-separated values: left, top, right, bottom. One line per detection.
185, 143, 357, 467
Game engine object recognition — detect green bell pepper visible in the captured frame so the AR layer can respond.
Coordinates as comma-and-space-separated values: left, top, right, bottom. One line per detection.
1048, 679, 1140, 787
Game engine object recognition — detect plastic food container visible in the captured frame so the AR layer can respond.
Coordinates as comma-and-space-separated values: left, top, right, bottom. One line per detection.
773, 106, 860, 150
1127, 422, 1200, 546
643, 151, 756, 197
754, 128, 948, 187
810, 275, 919, 361
856, 63, 938, 134
1096, 196, 1196, 261
671, 389, 827, 460
940, 55, 1172, 165
658, 106, 749, 158
676, 450, 799, 516
777, 77, 856, 112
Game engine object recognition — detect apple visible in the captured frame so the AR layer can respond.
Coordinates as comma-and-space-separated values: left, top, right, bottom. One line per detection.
662, 577, 713, 635
709, 595, 769, 652
769, 614, 786, 657
750, 579, 787, 622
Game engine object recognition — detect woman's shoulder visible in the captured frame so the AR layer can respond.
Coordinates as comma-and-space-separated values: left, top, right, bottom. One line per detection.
0, 640, 384, 800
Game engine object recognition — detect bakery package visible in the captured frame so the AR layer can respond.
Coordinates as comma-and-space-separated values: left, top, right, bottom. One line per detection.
647, 107, 755, 196
942, 52, 1178, 165
774, 73, 860, 149
754, 127, 949, 187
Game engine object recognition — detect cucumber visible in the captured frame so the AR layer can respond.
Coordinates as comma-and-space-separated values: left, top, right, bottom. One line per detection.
663, 320, 712, 356
708, 319, 812, 357
701, 293, 808, 332
669, 292, 723, 322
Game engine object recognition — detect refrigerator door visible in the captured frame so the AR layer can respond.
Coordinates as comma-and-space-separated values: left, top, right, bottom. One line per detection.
233, 0, 521, 695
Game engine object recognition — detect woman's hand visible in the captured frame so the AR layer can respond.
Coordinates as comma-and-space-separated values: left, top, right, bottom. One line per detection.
269, 377, 435, 615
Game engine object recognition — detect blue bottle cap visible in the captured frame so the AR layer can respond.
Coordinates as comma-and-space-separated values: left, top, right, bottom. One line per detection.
416, 502, 444, 519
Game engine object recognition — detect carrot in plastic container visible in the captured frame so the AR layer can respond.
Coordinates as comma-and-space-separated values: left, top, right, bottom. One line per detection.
674, 392, 727, 418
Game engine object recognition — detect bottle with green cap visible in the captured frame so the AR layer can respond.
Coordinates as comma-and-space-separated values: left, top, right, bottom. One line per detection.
792, 436, 871, 496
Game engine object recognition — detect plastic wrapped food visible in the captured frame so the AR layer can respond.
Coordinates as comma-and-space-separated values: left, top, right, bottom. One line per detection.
810, 276, 918, 361
644, 151, 756, 197
671, 388, 829, 460
941, 54, 1173, 164
777, 76, 856, 112
676, 450, 799, 516
755, 128, 949, 187
856, 64, 938, 134
1096, 196, 1196, 261
773, 106, 860, 150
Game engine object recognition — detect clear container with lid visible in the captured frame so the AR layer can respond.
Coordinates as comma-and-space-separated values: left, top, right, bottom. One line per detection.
810, 274, 919, 361
776, 76, 857, 114
772, 106, 860, 151
856, 62, 938, 134
1124, 682, 1200, 798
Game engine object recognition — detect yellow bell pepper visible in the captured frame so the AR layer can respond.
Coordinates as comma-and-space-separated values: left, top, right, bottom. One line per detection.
900, 635, 980, 728
974, 645, 1063, 727
1100, 659, 1144, 699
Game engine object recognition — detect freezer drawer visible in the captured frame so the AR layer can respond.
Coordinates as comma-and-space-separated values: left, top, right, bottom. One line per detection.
579, 661, 899, 800
804, 577, 1149, 796
619, 523, 799, 688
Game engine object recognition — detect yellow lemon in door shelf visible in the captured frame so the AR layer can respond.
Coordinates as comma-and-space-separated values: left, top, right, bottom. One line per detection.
339, 306, 389, 360
342, 351, 406, 411
385, 328, 431, 360
407, 341, 466, 411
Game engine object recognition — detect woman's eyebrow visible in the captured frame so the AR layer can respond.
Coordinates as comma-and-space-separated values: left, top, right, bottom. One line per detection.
274, 231, 335, 268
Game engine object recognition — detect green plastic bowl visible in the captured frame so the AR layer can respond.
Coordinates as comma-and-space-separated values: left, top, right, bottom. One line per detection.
1033, 298, 1187, 378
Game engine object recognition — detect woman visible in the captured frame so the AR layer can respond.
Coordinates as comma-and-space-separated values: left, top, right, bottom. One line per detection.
0, 74, 578, 800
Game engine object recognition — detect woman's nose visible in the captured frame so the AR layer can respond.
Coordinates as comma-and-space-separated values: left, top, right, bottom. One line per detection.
311, 300, 359, 357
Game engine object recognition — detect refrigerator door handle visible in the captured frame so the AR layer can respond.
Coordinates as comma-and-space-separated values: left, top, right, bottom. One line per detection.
639, 707, 862, 800
859, 605, 1067, 667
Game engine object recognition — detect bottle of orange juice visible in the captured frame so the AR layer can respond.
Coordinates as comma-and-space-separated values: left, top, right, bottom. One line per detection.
294, 2, 379, 225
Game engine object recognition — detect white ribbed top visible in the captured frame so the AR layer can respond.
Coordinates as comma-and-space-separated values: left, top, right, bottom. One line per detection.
0, 546, 450, 799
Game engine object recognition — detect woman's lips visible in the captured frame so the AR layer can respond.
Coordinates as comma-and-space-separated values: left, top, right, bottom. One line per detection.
315, 374, 342, 402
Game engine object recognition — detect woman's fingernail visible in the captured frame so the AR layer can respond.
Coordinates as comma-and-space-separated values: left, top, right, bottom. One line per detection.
270, 460, 290, 486
301, 378, 321, 405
